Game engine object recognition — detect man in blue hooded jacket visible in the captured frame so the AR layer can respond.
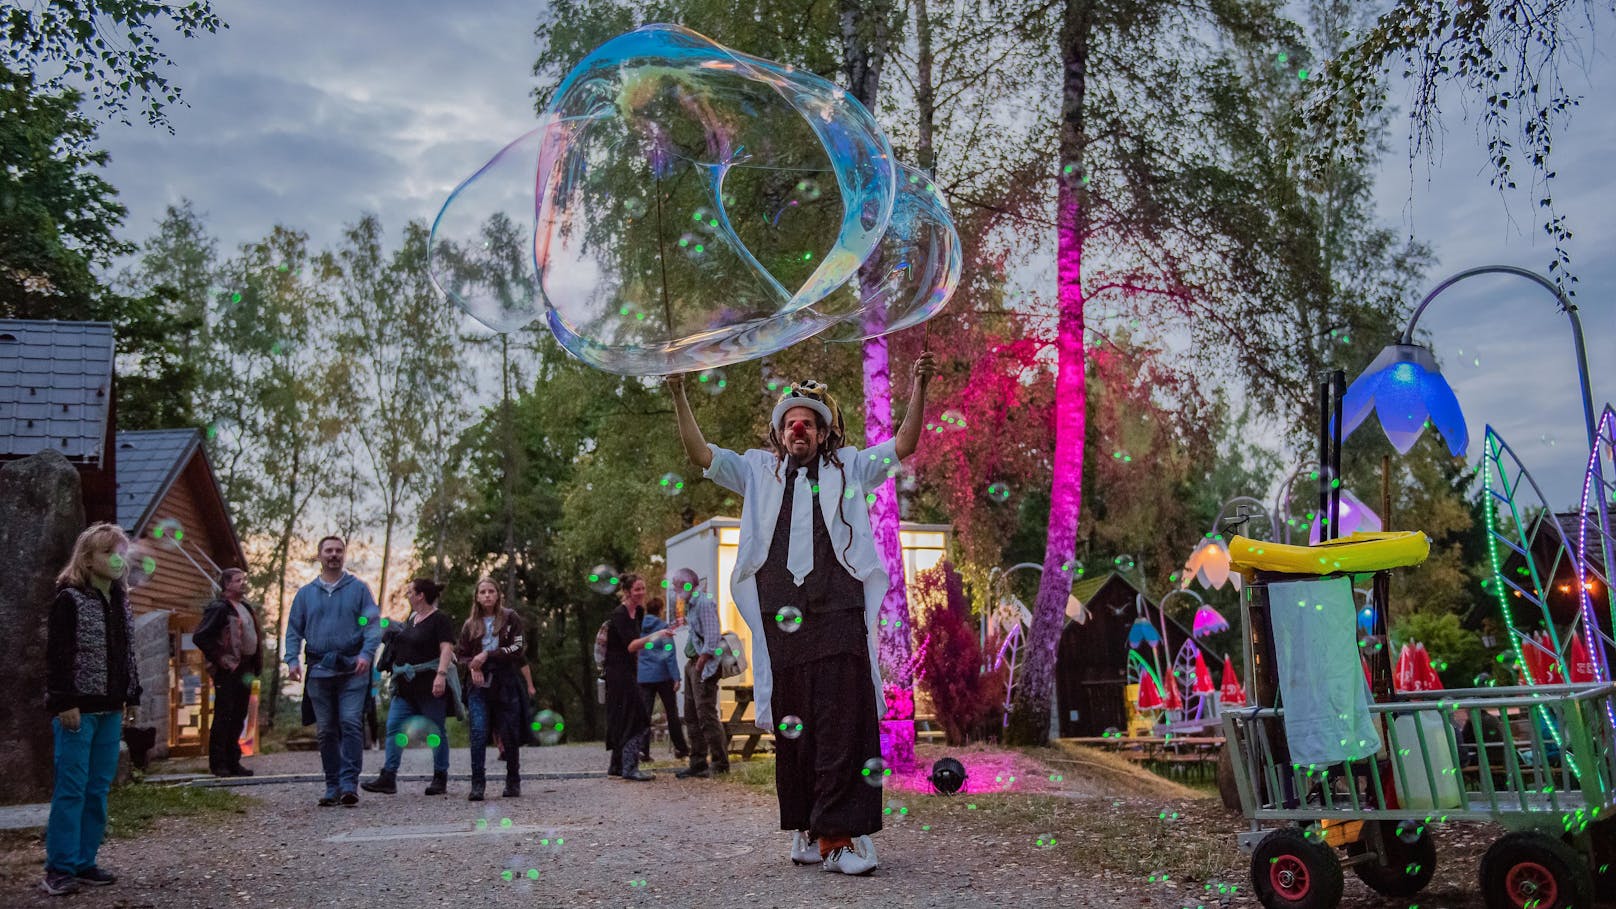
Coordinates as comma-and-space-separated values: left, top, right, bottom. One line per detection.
284, 536, 381, 806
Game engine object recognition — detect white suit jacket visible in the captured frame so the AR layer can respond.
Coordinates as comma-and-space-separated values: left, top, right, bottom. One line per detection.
703, 438, 901, 729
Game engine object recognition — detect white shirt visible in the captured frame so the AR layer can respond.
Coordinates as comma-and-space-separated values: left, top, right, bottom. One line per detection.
702, 438, 902, 728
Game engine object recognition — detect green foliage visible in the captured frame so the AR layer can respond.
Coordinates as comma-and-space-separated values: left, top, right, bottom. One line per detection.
0, 65, 127, 319
1390, 610, 1491, 689
1, 0, 226, 129
1300, 0, 1600, 285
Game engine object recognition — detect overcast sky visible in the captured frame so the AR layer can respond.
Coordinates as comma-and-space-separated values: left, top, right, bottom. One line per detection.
93, 0, 1613, 511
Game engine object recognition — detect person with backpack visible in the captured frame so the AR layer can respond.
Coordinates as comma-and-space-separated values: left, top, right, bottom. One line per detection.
664, 351, 936, 876
670, 568, 730, 780
602, 573, 673, 781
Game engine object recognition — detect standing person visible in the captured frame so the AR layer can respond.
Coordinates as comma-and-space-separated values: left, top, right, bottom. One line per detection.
361, 578, 457, 797
672, 568, 729, 780
665, 351, 936, 875
193, 567, 263, 778
636, 593, 689, 763
456, 577, 527, 801
41, 523, 143, 896
603, 574, 672, 782
283, 536, 382, 807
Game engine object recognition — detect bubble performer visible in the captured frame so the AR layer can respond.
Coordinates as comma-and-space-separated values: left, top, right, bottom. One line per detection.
40, 523, 143, 896
665, 350, 936, 875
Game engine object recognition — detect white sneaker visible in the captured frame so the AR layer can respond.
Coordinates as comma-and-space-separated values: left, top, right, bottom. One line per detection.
820, 840, 878, 876
791, 830, 822, 865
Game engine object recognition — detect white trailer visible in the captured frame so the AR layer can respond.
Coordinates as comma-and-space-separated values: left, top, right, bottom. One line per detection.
663, 516, 951, 716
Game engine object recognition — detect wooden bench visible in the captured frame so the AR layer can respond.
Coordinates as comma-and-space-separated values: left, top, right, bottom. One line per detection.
722, 684, 768, 760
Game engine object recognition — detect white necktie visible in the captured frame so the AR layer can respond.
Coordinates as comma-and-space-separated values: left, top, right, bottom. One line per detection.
788, 466, 813, 585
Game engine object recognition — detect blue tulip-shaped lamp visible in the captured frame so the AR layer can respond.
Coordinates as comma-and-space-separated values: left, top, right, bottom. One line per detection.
1341, 343, 1469, 457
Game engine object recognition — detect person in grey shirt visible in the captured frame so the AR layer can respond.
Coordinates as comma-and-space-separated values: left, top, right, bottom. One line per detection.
673, 568, 729, 779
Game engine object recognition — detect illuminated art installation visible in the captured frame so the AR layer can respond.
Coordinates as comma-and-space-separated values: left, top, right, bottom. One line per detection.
1480, 425, 1613, 687
1342, 343, 1468, 456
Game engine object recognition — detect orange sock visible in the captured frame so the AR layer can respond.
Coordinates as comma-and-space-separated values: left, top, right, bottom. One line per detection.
819, 835, 854, 859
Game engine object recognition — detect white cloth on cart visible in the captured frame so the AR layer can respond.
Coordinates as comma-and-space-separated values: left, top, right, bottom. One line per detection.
1269, 576, 1382, 766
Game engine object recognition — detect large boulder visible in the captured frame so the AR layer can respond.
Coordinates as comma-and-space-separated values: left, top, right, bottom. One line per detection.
0, 451, 85, 804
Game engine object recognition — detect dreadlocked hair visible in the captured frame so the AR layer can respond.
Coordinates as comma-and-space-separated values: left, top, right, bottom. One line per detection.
767, 414, 858, 565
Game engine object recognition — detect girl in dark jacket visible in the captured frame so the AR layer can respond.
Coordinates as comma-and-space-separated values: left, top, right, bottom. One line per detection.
41, 523, 143, 896
456, 577, 527, 801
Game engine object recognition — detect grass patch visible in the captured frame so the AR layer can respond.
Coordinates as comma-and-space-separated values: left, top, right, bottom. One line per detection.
106, 783, 253, 838
723, 758, 778, 791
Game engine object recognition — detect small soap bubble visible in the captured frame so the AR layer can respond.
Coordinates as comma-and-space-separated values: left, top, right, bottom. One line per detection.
533, 709, 565, 745
1113, 553, 1137, 571
657, 472, 685, 496
986, 482, 1012, 503
696, 367, 728, 394
1394, 820, 1425, 844
777, 715, 805, 739
1035, 833, 1058, 848
939, 409, 967, 429
860, 757, 890, 787
1540, 433, 1558, 448
586, 564, 620, 595
774, 605, 804, 633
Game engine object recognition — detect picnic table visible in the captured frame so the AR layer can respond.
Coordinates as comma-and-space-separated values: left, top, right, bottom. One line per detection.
721, 683, 767, 760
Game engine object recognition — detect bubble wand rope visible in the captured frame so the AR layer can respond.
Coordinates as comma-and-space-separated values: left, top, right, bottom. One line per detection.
653, 173, 674, 334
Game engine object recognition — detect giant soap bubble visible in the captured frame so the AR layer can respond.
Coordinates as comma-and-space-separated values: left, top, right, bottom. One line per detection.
430, 23, 959, 375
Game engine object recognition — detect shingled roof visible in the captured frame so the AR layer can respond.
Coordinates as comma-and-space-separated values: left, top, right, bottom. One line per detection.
0, 319, 115, 465
115, 429, 200, 531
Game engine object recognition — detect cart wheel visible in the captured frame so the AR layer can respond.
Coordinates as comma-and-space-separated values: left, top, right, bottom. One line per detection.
1480, 831, 1594, 909
1251, 828, 1345, 909
1583, 815, 1616, 900
1347, 819, 1436, 897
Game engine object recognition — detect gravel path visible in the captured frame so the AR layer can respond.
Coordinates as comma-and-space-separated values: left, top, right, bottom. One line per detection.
0, 743, 1501, 908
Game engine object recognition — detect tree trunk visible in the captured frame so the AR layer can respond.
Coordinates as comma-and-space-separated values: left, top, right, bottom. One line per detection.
265, 446, 302, 728
378, 500, 395, 615
841, 0, 916, 767
913, 0, 936, 174
1008, 0, 1092, 745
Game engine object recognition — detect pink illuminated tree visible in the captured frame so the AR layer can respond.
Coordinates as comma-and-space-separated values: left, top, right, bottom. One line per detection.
1003, 0, 1301, 744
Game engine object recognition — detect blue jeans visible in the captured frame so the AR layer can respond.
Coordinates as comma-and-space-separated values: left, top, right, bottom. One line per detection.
305, 672, 368, 795
382, 693, 449, 774
46, 711, 122, 873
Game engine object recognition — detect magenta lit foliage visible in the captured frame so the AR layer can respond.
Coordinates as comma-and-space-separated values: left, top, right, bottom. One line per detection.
913, 561, 1002, 745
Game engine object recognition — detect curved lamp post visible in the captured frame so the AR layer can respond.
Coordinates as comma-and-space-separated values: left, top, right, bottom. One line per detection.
1344, 265, 1600, 456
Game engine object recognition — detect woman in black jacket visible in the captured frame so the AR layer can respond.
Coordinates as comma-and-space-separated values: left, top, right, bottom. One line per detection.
603, 573, 673, 782
41, 523, 143, 896
456, 578, 527, 801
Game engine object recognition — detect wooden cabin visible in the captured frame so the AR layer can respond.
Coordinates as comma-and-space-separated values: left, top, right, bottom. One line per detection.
116, 429, 247, 756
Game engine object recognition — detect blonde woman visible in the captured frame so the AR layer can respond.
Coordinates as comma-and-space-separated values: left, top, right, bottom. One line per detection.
456, 578, 527, 800
41, 523, 143, 896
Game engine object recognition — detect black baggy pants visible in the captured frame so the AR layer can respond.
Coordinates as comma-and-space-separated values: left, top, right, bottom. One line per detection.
208, 667, 251, 772
769, 651, 883, 839
639, 679, 689, 757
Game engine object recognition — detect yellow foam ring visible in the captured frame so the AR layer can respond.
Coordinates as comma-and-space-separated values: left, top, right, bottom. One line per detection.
1228, 531, 1430, 578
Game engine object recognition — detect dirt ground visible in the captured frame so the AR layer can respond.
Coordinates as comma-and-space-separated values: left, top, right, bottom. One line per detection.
0, 741, 1510, 908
